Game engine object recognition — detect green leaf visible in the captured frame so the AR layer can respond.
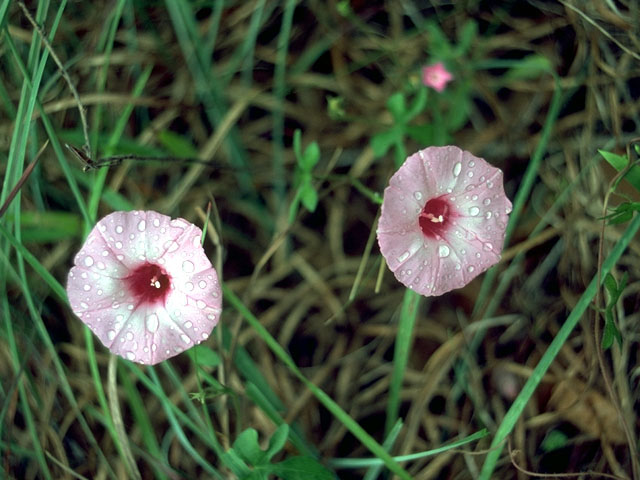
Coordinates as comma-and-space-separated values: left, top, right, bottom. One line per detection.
504, 54, 552, 81
300, 183, 318, 212
371, 128, 400, 157
602, 316, 619, 350
426, 22, 452, 56
599, 149, 640, 192
540, 430, 568, 453
157, 130, 199, 158
187, 345, 221, 367
233, 428, 265, 466
301, 142, 320, 170
264, 424, 289, 462
386, 92, 406, 120
271, 456, 335, 480
603, 273, 617, 297
405, 124, 433, 145
455, 20, 478, 56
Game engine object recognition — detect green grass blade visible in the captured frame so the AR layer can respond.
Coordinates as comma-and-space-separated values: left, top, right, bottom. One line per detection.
385, 289, 420, 435
223, 284, 413, 480
478, 212, 640, 479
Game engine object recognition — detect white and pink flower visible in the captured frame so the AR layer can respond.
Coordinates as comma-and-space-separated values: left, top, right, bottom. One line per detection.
377, 146, 512, 296
67, 210, 222, 365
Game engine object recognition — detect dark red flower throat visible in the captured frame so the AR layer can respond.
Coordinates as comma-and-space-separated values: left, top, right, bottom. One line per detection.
125, 263, 171, 306
418, 196, 452, 239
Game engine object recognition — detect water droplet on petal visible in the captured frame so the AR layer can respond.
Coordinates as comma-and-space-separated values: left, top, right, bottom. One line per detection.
138, 220, 146, 232
483, 242, 493, 251
126, 351, 136, 361
181, 334, 191, 344
115, 241, 123, 249
453, 162, 462, 177
469, 160, 475, 167
153, 218, 160, 227
198, 280, 207, 289
483, 198, 491, 205
80, 301, 89, 309
182, 260, 194, 273
467, 171, 474, 178
184, 321, 193, 329
468, 206, 480, 216
467, 265, 475, 273
84, 256, 94, 267
146, 313, 159, 332
185, 282, 194, 291
196, 300, 206, 309
397, 251, 410, 263
485, 211, 492, 219
413, 191, 423, 201
126, 331, 134, 341
107, 330, 116, 340
438, 245, 450, 258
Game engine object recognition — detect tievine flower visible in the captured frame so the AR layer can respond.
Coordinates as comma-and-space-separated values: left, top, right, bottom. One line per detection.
377, 146, 512, 296
67, 210, 222, 364
421, 62, 453, 92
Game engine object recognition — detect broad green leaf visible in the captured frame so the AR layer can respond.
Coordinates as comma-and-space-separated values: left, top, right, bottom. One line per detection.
233, 428, 264, 466
599, 149, 640, 192
157, 130, 199, 158
264, 424, 289, 462
187, 345, 221, 367
300, 183, 318, 212
386, 92, 406, 120
271, 456, 335, 480
504, 54, 552, 81
603, 273, 617, 297
371, 128, 400, 157
540, 430, 568, 453
301, 142, 320, 170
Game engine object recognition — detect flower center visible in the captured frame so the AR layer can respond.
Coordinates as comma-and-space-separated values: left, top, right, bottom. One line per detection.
418, 196, 452, 239
124, 263, 171, 306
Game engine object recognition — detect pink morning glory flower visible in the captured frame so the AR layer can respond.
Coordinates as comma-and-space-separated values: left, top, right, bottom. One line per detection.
377, 146, 512, 296
421, 62, 453, 92
67, 210, 222, 365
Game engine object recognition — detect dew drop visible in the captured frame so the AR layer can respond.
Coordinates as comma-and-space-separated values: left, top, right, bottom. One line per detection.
146, 313, 159, 332
413, 191, 423, 201
80, 301, 89, 309
468, 206, 480, 216
115, 225, 123, 234
115, 241, 123, 249
196, 300, 206, 309
181, 334, 191, 345
83, 284, 91, 291
184, 321, 193, 329
207, 313, 216, 321
185, 282, 194, 291
397, 251, 410, 263
107, 330, 116, 340
485, 211, 492, 219
126, 331, 134, 341
472, 194, 478, 201
198, 280, 207, 289
467, 171, 474, 178
483, 198, 491, 206
138, 220, 146, 232
453, 162, 462, 177
126, 351, 136, 361
84, 256, 94, 267
153, 218, 160, 227
182, 260, 195, 273
455, 263, 461, 270
486, 181, 494, 188
438, 245, 450, 258
467, 265, 475, 273
483, 242, 493, 251
468, 160, 475, 167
